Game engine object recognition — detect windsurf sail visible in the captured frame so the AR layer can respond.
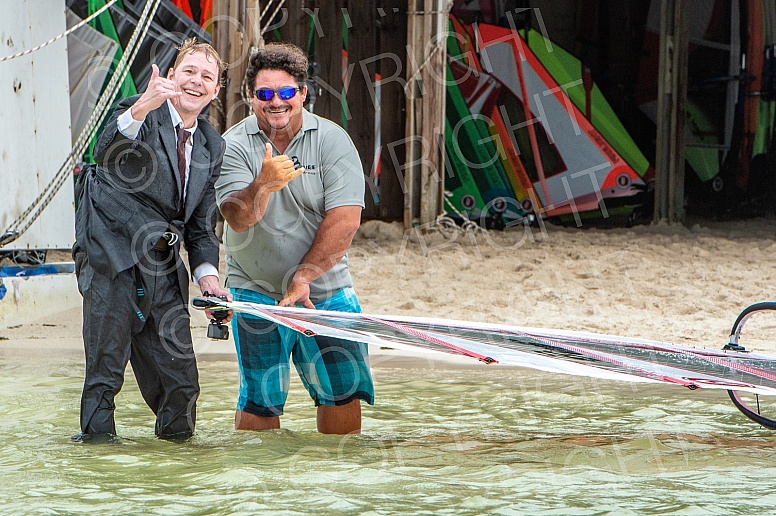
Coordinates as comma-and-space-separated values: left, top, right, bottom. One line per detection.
445, 15, 653, 225
472, 22, 650, 221
193, 297, 776, 429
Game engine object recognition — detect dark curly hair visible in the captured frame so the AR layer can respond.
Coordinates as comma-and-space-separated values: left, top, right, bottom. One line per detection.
245, 43, 308, 94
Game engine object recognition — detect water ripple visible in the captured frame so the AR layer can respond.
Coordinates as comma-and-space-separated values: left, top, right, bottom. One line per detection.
2, 361, 776, 514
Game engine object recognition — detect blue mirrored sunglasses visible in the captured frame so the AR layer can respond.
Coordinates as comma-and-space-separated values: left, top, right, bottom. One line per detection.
254, 86, 300, 101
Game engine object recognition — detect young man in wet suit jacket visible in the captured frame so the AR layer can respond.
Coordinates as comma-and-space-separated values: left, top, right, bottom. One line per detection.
72, 39, 231, 441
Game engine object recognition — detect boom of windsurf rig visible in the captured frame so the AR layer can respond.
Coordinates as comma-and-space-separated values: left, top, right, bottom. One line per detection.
723, 302, 776, 430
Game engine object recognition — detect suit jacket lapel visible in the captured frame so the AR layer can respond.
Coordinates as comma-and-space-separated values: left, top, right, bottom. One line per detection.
184, 129, 211, 220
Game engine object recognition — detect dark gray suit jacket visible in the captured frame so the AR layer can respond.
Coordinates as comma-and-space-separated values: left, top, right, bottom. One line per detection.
75, 96, 225, 296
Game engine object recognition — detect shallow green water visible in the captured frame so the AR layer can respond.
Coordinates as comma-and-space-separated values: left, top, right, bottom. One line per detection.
2, 356, 776, 515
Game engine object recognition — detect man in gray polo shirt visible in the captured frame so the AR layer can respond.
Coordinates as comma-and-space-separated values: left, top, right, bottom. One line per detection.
215, 43, 374, 434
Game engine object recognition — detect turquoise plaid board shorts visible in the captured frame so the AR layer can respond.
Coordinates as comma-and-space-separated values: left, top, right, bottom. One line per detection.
231, 287, 375, 417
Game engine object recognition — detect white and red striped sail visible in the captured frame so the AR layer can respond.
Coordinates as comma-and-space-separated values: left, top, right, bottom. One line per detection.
193, 297, 776, 397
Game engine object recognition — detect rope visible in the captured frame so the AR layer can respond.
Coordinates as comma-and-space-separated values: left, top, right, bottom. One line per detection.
1, 0, 161, 247
260, 0, 286, 36
439, 191, 487, 235
403, 42, 445, 95
0, 0, 118, 63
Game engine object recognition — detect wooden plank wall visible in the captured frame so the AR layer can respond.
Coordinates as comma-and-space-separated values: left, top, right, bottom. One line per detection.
313, 1, 345, 126
377, 0, 410, 221
315, 1, 409, 221
349, 2, 379, 214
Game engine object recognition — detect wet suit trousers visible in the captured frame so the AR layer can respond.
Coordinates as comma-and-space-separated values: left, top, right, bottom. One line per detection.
75, 248, 199, 438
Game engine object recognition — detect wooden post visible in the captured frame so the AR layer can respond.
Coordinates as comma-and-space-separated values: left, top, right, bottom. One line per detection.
654, 0, 688, 223
404, 1, 420, 228
209, 0, 230, 132
404, 0, 447, 228
211, 0, 265, 131
424, 0, 446, 226
224, 0, 247, 129
669, 0, 688, 222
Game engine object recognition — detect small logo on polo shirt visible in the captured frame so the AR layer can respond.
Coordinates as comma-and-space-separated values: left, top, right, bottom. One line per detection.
291, 156, 317, 174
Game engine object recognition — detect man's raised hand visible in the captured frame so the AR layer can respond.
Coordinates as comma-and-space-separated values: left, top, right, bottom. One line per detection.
258, 143, 304, 192
130, 64, 182, 122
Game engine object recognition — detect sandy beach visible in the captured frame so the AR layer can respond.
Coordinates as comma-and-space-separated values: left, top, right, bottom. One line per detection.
2, 215, 776, 360
350, 216, 776, 354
